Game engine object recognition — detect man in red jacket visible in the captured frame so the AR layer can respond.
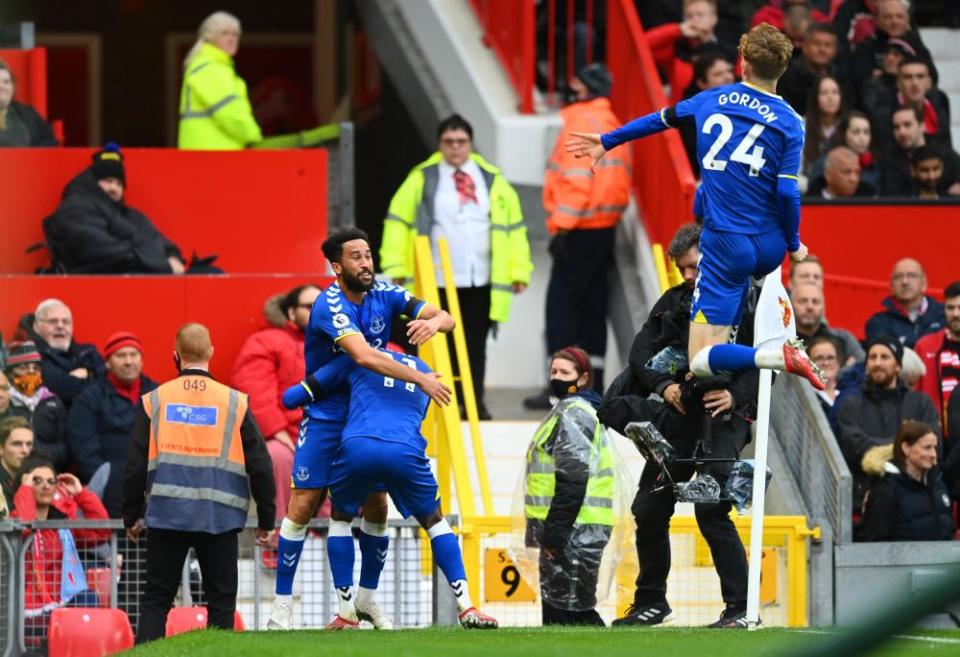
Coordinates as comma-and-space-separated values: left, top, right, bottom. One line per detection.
232, 284, 321, 523
915, 281, 960, 439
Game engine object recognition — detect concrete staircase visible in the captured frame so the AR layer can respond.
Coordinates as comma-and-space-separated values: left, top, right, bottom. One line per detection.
921, 27, 960, 153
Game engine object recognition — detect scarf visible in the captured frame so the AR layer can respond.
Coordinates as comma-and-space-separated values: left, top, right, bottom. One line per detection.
107, 372, 142, 405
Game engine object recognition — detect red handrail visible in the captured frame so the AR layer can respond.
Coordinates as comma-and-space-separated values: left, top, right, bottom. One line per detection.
469, 0, 535, 113
605, 0, 696, 245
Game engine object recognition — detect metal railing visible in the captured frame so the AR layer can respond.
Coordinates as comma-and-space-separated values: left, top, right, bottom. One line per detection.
2, 517, 453, 655
770, 374, 853, 544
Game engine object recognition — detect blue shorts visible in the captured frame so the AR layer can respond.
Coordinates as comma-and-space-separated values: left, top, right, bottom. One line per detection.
691, 228, 786, 327
291, 416, 344, 489
328, 437, 441, 520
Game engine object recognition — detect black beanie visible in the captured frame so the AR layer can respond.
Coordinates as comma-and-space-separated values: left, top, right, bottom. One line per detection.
575, 62, 613, 98
865, 334, 904, 366
91, 142, 125, 184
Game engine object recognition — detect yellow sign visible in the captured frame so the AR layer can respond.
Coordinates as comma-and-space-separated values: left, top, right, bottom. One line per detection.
483, 549, 536, 602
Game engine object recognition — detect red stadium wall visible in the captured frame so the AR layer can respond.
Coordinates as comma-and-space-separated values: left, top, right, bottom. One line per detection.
796, 202, 958, 339
0, 148, 329, 274
0, 275, 332, 383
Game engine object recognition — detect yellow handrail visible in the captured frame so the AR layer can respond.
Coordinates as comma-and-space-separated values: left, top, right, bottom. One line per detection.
437, 240, 493, 515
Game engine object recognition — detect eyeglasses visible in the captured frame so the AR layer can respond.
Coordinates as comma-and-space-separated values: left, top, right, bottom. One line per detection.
441, 138, 469, 146
812, 354, 838, 364
38, 317, 72, 326
892, 272, 923, 281
31, 476, 57, 487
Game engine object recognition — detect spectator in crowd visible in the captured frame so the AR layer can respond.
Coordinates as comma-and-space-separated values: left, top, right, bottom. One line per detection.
909, 145, 960, 199
865, 258, 945, 348
781, 5, 814, 49
21, 299, 105, 407
802, 75, 846, 178
380, 114, 533, 420
792, 282, 865, 364
178, 11, 261, 150
789, 254, 824, 289
523, 347, 615, 626
0, 370, 28, 421
232, 284, 323, 521
1, 416, 33, 510
808, 336, 843, 415
778, 23, 841, 114
833, 0, 880, 53
680, 52, 735, 177
810, 146, 874, 198
4, 342, 68, 470
12, 458, 108, 616
0, 59, 57, 147
850, 0, 935, 87
856, 420, 954, 541
915, 282, 960, 437
835, 335, 940, 510
124, 323, 275, 644
807, 112, 880, 193
42, 145, 218, 275
860, 37, 916, 113
881, 105, 960, 196
646, 0, 737, 104
871, 58, 951, 147
535, 63, 631, 403
67, 332, 157, 518
750, 0, 831, 31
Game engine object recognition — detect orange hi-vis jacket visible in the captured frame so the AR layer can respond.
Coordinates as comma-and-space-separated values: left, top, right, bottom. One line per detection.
141, 374, 250, 533
544, 97, 632, 234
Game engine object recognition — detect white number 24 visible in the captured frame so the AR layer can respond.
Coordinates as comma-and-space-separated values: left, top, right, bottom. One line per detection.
701, 113, 767, 176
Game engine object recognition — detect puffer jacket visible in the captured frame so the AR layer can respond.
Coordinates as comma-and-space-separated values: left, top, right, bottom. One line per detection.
43, 169, 183, 274
231, 294, 306, 439
864, 295, 945, 349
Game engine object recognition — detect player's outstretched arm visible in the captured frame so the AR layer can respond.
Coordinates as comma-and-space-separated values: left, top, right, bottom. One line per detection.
338, 334, 452, 405
406, 304, 455, 346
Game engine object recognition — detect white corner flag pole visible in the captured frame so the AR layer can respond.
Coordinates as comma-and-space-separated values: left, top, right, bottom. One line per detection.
746, 265, 796, 629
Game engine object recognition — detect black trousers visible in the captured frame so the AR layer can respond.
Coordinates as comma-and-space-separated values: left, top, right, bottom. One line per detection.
136, 528, 239, 644
541, 601, 605, 626
631, 418, 749, 608
546, 228, 616, 379
442, 285, 492, 406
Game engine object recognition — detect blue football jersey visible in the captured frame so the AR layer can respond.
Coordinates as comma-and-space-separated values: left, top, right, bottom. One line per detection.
311, 351, 431, 449
675, 81, 804, 235
303, 280, 425, 421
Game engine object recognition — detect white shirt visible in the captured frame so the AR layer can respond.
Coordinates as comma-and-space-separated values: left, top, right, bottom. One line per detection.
432, 158, 491, 288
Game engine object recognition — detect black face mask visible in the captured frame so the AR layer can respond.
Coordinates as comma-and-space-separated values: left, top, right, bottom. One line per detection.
550, 378, 579, 399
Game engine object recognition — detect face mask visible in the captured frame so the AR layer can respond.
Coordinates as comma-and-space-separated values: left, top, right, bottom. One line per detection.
549, 378, 579, 400
13, 372, 42, 397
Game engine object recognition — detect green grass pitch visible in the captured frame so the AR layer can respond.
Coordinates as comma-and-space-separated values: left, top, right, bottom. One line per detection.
123, 626, 960, 657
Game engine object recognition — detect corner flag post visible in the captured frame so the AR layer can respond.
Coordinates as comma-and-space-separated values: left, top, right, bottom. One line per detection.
747, 266, 796, 628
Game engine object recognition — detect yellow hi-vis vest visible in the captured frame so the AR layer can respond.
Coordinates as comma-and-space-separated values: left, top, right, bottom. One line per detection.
379, 152, 533, 324
178, 42, 262, 150
141, 375, 249, 533
524, 397, 615, 527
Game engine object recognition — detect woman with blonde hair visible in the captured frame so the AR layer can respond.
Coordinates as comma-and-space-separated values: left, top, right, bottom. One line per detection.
0, 59, 57, 147
177, 11, 262, 150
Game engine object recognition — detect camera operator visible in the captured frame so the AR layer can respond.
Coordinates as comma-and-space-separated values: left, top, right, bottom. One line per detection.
600, 223, 759, 629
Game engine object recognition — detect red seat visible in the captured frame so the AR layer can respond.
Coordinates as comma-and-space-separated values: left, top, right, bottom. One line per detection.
86, 568, 112, 607
165, 606, 245, 636
48, 608, 133, 657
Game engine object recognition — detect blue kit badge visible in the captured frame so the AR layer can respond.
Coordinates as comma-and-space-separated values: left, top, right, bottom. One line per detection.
165, 403, 219, 426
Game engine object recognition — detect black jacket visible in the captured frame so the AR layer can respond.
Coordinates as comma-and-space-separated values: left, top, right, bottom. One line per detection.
43, 169, 183, 274
122, 369, 276, 531
17, 313, 106, 408
0, 101, 58, 147
778, 59, 848, 116
864, 296, 945, 349
834, 380, 940, 509
850, 29, 937, 93
879, 142, 960, 198
856, 465, 955, 541
9, 392, 69, 470
67, 375, 158, 518
870, 89, 952, 155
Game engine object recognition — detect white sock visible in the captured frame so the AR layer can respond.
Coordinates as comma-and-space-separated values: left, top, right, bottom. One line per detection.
427, 518, 453, 539
336, 585, 357, 620
690, 347, 714, 376
360, 518, 388, 537
357, 586, 377, 608
329, 519, 353, 537
450, 579, 473, 612
754, 347, 786, 370
279, 517, 308, 541
274, 593, 292, 607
